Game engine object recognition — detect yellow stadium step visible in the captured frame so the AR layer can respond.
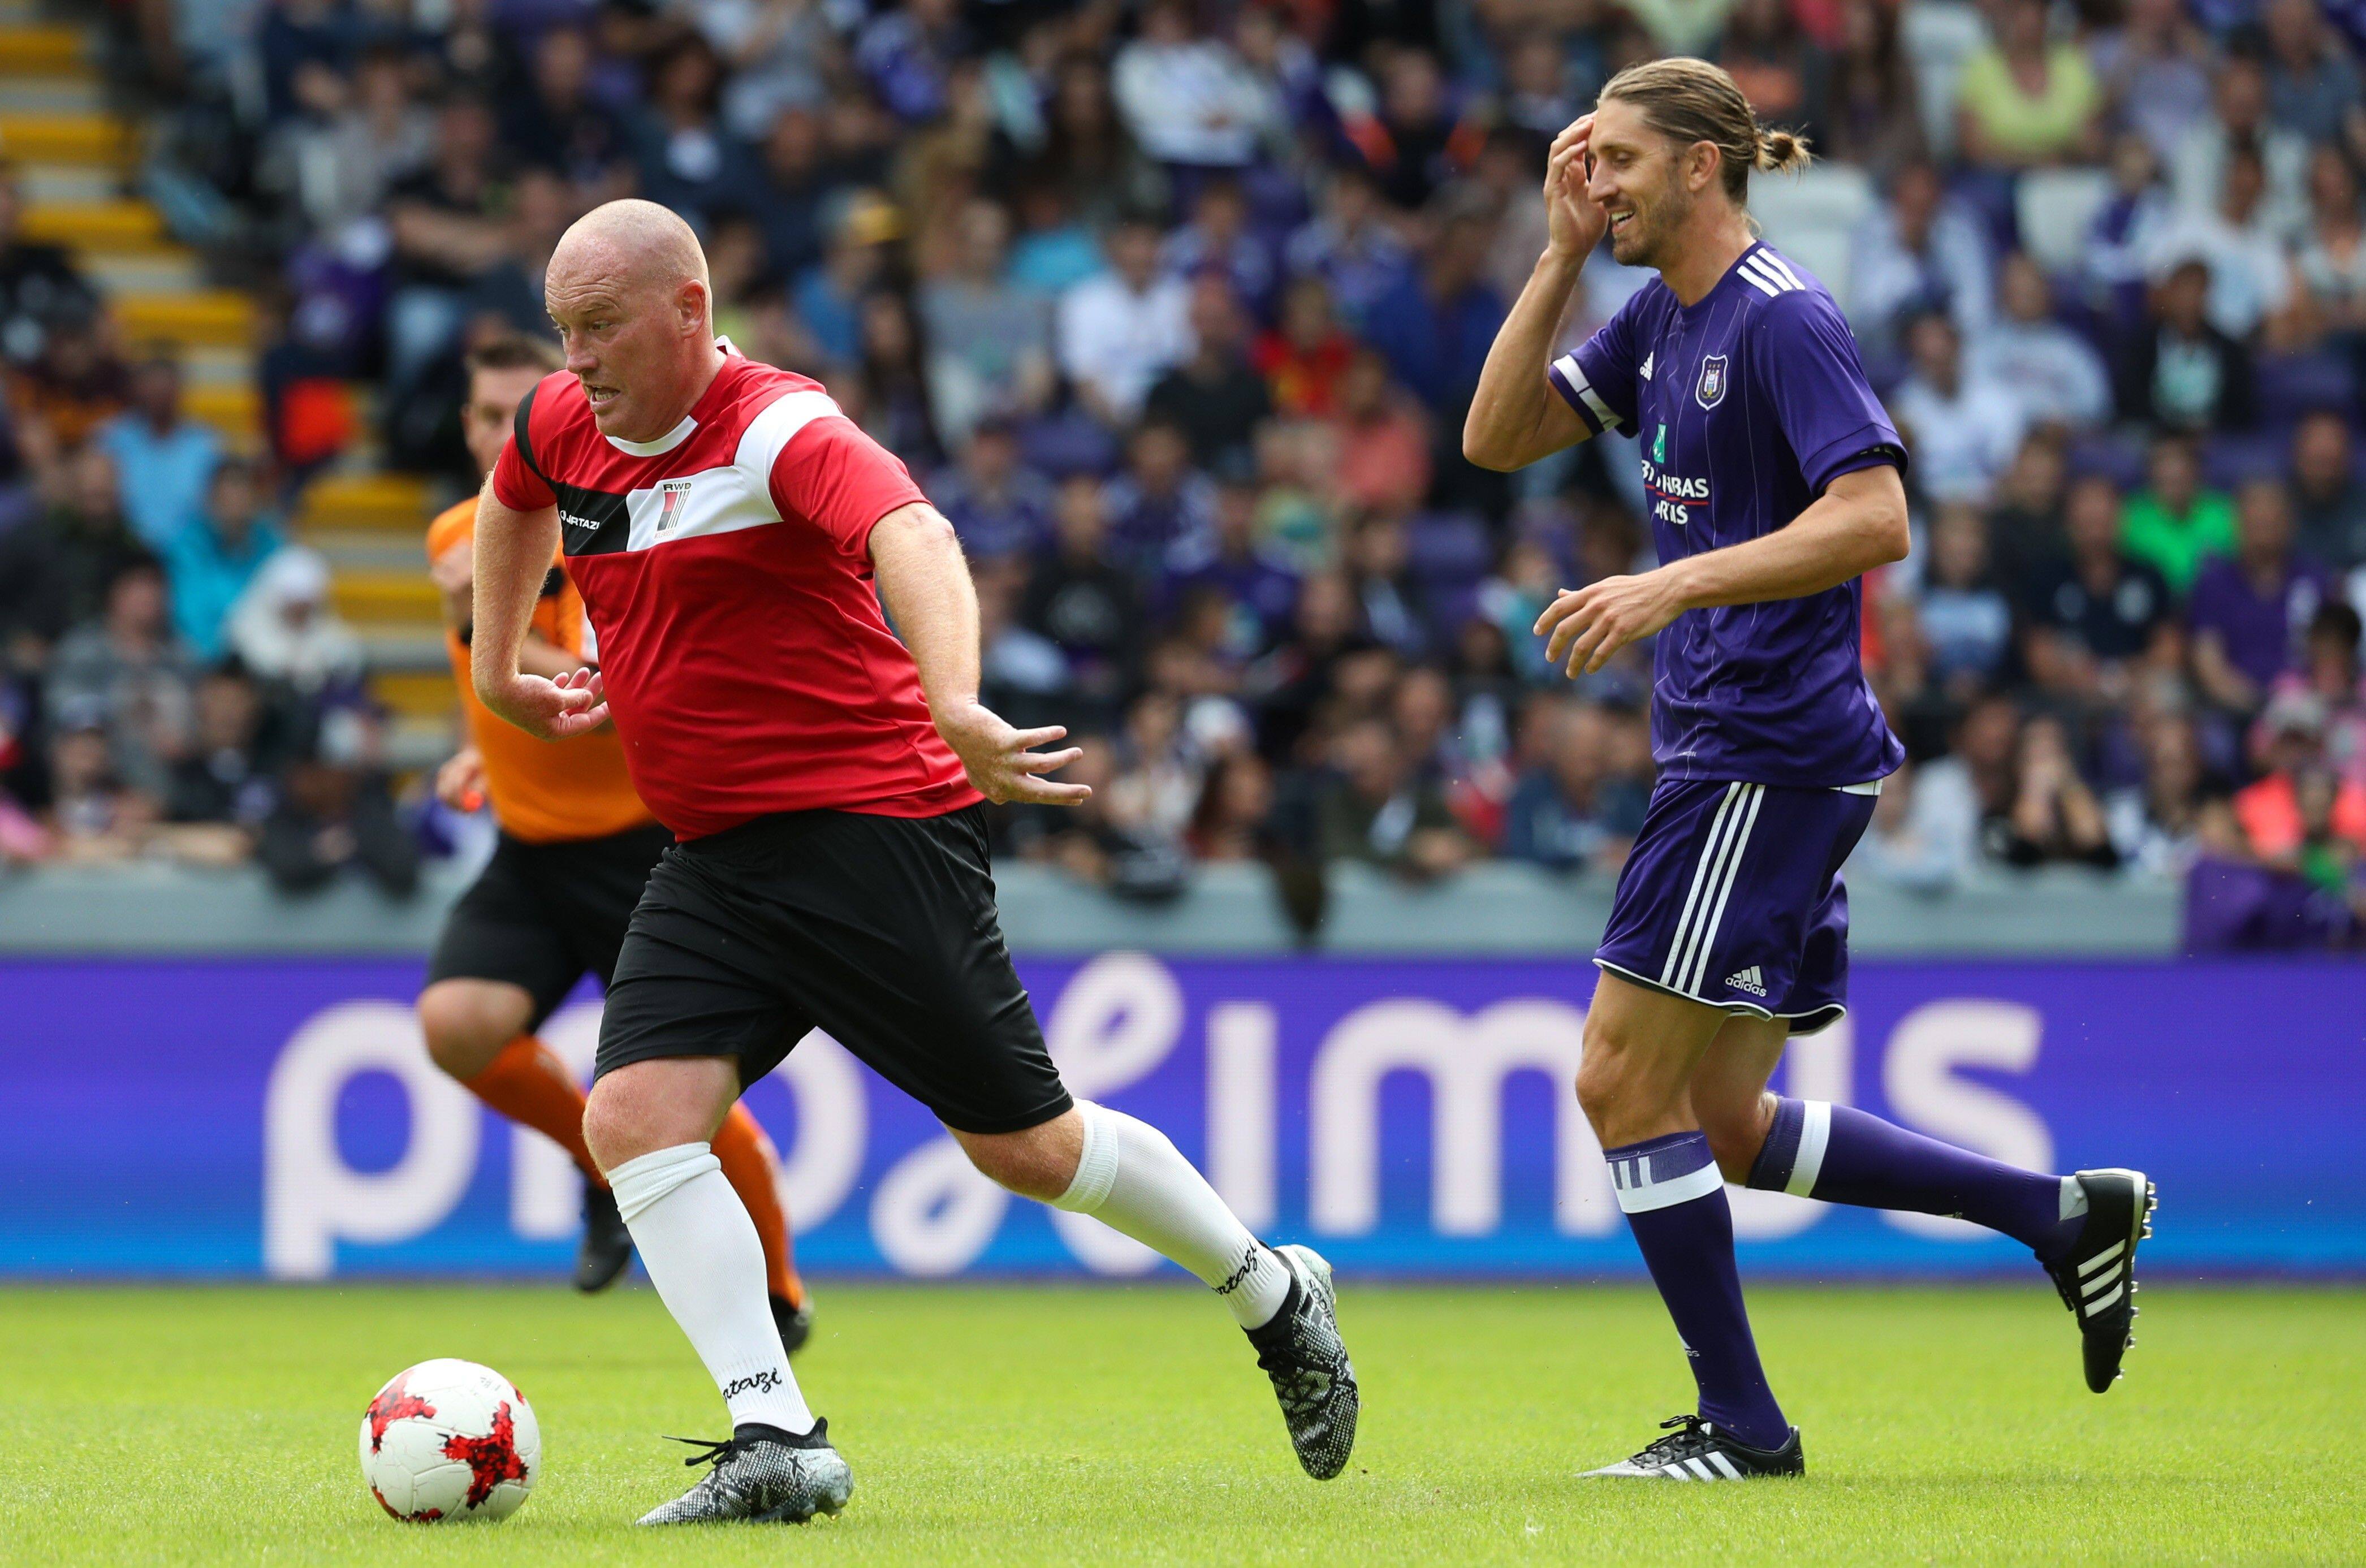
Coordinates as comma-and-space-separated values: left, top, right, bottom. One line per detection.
301, 472, 433, 531
114, 290, 253, 346
0, 113, 130, 166
183, 381, 257, 441
331, 571, 443, 625
0, 26, 83, 74
372, 669, 459, 719
21, 198, 168, 250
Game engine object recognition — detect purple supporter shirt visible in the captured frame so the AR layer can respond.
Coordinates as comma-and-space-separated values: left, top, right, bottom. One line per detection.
2187, 554, 2333, 690
1548, 240, 1908, 789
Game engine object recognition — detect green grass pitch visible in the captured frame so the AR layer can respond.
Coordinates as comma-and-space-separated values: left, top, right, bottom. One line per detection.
2, 1282, 2358, 1565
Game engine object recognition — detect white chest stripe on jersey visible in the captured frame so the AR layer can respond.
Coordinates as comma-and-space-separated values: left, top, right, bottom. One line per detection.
615, 389, 845, 554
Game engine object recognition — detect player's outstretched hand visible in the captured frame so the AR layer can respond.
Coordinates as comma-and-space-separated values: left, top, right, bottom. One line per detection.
1535, 571, 1687, 677
480, 666, 610, 740
434, 746, 487, 811
935, 702, 1091, 807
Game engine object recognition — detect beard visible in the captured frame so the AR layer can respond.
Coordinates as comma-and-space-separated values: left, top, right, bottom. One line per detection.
1607, 171, 1692, 271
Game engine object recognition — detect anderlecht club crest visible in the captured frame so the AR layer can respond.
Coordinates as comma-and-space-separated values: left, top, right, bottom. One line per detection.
1695, 354, 1729, 410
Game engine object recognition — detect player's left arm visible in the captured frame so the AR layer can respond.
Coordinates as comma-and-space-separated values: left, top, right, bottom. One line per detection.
867, 502, 1091, 806
1537, 465, 1909, 675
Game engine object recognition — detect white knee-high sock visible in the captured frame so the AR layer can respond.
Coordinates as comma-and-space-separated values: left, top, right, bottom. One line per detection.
610, 1143, 814, 1435
1051, 1102, 1292, 1328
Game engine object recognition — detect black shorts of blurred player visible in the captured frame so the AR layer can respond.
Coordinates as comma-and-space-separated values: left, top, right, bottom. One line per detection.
421, 821, 674, 1066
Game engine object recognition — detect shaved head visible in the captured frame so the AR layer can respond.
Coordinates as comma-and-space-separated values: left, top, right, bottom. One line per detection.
545, 200, 724, 440
550, 198, 710, 300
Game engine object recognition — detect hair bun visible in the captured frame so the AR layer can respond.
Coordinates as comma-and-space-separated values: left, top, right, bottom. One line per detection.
1755, 128, 1814, 174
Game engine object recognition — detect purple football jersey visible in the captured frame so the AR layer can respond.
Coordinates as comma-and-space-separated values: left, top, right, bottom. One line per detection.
1548, 241, 1907, 789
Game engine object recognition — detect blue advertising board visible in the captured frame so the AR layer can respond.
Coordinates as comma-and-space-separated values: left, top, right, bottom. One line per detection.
3, 956, 2359, 1278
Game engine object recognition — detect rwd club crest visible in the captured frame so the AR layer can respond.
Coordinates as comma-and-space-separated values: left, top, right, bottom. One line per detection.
655, 478, 694, 532
1695, 354, 1729, 411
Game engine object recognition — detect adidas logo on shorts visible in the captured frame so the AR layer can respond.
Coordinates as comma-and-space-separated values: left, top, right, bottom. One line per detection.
1725, 965, 1768, 997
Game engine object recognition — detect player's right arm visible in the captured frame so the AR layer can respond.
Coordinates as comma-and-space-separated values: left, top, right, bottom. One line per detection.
1463, 116, 1608, 472
470, 471, 607, 740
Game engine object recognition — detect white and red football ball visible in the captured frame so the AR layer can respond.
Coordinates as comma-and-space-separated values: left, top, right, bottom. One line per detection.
358, 1358, 540, 1523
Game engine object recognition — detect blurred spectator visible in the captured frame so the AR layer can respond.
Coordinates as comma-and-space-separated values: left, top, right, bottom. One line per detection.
854, 0, 964, 125
163, 658, 288, 835
737, 107, 839, 284
1022, 476, 1142, 714
1986, 432, 2070, 588
1970, 252, 2110, 431
2093, 0, 2215, 167
1331, 349, 1432, 516
975, 554, 1068, 731
2263, 601, 2366, 788
45, 559, 196, 798
2289, 147, 2366, 356
98, 356, 222, 551
500, 27, 632, 191
1145, 278, 1271, 469
383, 96, 510, 400
226, 546, 363, 698
259, 743, 420, 896
635, 36, 743, 228
2288, 411, 2366, 577
0, 163, 97, 369
1314, 715, 1472, 879
43, 704, 156, 863
2233, 689, 2366, 865
2002, 711, 2119, 869
1362, 205, 1506, 420
1500, 701, 1646, 874
1909, 503, 2014, 697
1162, 179, 1277, 322
10, 309, 130, 450
935, 417, 1052, 563
1884, 694, 2024, 879
2081, 132, 2177, 334
1890, 313, 2025, 506
2114, 257, 2253, 433
1018, 54, 1165, 231
1820, 0, 1923, 171
161, 459, 284, 661
2122, 435, 2235, 594
1160, 468, 1299, 655
795, 193, 899, 367
699, 1, 834, 146
1954, 0, 2102, 170
1849, 161, 1994, 359
1057, 213, 1193, 426
2189, 480, 2332, 715
1341, 511, 1431, 659
2169, 56, 2306, 240
919, 197, 1055, 446
274, 44, 435, 236
1255, 275, 1357, 418
2260, 0, 2362, 150
2020, 473, 2174, 706
1186, 748, 1276, 861
0, 444, 146, 654
1285, 163, 1416, 329
2144, 142, 2294, 344
1105, 416, 1216, 567
2105, 711, 2238, 875
1112, 0, 1264, 174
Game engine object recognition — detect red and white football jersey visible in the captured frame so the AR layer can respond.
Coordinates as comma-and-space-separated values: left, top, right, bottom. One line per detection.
490, 346, 979, 839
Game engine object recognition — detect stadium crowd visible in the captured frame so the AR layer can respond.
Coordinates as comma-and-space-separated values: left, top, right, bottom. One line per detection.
1, 0, 2364, 936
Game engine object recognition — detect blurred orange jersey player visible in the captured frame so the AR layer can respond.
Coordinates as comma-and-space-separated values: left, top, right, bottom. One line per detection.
415, 334, 808, 1346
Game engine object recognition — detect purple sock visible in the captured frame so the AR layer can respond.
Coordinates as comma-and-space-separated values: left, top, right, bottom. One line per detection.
1747, 1099, 2078, 1259
1607, 1131, 1789, 1451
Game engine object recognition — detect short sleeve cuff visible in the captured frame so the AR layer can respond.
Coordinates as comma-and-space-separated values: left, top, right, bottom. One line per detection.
1799, 425, 1907, 495
1548, 352, 1627, 437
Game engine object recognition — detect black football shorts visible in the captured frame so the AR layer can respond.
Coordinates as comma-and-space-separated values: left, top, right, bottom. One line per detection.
425, 822, 674, 1028
596, 804, 1072, 1136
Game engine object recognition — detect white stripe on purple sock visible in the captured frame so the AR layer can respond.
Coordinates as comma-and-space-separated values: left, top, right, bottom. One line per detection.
1786, 1099, 1832, 1198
